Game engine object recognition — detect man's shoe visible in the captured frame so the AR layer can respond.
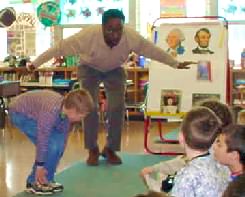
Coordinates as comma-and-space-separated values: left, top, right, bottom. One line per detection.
101, 147, 122, 165
86, 147, 100, 166
49, 181, 64, 193
26, 182, 53, 195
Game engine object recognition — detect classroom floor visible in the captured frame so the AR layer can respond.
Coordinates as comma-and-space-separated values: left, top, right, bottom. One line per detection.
0, 118, 182, 197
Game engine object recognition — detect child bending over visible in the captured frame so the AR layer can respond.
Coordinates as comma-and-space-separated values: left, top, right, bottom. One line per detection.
9, 89, 93, 195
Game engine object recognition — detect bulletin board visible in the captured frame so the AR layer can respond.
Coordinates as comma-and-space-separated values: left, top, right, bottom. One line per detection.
147, 19, 228, 113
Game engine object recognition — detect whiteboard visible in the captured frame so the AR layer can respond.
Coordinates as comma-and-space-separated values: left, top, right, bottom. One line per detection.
147, 20, 228, 113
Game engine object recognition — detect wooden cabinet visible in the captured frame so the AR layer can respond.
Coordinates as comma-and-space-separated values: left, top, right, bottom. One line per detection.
125, 67, 149, 112
0, 66, 149, 111
231, 68, 245, 106
35, 66, 77, 80
0, 66, 78, 81
0, 66, 77, 93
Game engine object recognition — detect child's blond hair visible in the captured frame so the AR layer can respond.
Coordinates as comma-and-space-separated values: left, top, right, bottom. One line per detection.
62, 89, 94, 114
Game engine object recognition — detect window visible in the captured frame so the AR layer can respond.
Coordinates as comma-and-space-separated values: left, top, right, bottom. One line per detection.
59, 0, 129, 25
218, 0, 245, 65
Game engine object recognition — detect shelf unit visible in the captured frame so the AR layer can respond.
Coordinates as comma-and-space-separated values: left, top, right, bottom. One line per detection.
231, 68, 245, 106
0, 67, 26, 81
0, 66, 77, 80
0, 66, 149, 113
35, 66, 77, 79
125, 67, 149, 113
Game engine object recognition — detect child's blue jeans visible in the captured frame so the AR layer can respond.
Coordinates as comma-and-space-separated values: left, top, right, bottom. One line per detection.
9, 111, 66, 183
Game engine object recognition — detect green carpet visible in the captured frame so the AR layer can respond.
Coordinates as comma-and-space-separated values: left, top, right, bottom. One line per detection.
164, 128, 179, 140
154, 128, 179, 143
14, 153, 173, 197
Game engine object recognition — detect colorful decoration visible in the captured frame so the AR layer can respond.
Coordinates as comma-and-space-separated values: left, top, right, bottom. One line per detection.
0, 7, 16, 28
16, 13, 36, 27
66, 9, 76, 19
81, 8, 92, 18
37, 1, 61, 27
69, 0, 77, 5
96, 7, 105, 16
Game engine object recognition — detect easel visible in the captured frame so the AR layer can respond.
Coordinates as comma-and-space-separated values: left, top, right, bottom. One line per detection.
144, 16, 229, 155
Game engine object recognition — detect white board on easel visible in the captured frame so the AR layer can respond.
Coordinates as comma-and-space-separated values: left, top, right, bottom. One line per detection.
147, 20, 228, 113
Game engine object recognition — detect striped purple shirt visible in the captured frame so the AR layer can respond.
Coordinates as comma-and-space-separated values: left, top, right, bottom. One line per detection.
9, 90, 70, 163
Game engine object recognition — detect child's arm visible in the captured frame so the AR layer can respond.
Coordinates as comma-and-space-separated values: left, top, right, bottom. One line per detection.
140, 156, 187, 178
151, 155, 187, 176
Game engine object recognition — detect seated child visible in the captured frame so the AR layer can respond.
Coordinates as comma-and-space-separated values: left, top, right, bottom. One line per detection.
170, 107, 229, 197
140, 100, 233, 192
222, 173, 245, 197
213, 124, 245, 182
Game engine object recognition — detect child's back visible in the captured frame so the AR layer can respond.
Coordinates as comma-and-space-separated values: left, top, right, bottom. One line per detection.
172, 153, 228, 196
171, 106, 229, 197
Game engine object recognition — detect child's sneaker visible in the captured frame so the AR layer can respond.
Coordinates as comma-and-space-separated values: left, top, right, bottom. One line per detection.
49, 182, 64, 192
26, 182, 53, 195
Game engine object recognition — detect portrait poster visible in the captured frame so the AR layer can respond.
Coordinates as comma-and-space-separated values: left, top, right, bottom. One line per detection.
160, 89, 182, 113
192, 93, 221, 106
160, 0, 186, 17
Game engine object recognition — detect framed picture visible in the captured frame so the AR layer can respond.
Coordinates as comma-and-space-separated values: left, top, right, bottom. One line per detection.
160, 89, 182, 113
192, 93, 220, 106
197, 60, 212, 81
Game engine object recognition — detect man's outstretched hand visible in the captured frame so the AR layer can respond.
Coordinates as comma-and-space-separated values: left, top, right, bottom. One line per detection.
177, 61, 197, 69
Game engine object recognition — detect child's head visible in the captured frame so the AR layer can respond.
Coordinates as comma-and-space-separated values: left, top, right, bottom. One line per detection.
62, 89, 94, 122
213, 124, 245, 171
179, 106, 221, 151
222, 173, 245, 197
199, 99, 234, 128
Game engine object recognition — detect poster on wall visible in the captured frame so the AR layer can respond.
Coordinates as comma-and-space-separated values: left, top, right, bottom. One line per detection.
147, 20, 228, 113
160, 0, 186, 17
7, 30, 23, 56
24, 31, 35, 56
7, 12, 36, 56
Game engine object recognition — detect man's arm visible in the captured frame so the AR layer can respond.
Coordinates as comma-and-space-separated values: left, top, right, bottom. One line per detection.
126, 28, 195, 69
29, 26, 95, 69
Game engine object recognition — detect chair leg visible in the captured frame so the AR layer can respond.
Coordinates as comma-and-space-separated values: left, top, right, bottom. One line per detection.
126, 109, 129, 123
